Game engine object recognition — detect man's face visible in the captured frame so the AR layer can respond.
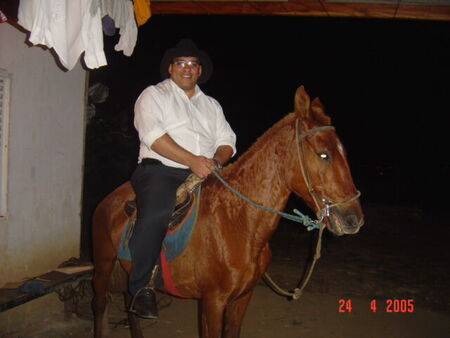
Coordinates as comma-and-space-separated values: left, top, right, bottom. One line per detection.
168, 57, 202, 95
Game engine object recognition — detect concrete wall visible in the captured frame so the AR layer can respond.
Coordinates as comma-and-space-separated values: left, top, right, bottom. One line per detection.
0, 22, 86, 331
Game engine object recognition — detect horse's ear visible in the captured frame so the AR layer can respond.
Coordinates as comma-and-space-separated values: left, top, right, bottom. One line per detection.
294, 85, 311, 119
311, 97, 331, 125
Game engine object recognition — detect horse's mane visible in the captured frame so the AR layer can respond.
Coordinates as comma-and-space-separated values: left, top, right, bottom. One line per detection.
224, 112, 296, 174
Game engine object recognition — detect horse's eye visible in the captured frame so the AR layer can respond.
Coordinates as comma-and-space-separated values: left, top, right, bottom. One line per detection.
318, 152, 330, 161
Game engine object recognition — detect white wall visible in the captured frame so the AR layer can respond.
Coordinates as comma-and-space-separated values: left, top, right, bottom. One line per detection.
0, 23, 86, 286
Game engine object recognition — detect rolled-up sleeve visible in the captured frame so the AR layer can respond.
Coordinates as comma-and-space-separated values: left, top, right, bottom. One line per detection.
134, 87, 167, 149
213, 104, 237, 156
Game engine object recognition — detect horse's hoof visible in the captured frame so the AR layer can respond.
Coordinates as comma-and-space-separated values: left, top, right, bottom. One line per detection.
128, 288, 159, 319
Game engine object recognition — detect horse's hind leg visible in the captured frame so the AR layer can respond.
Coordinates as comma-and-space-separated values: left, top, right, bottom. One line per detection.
223, 291, 253, 338
92, 256, 115, 338
124, 292, 144, 338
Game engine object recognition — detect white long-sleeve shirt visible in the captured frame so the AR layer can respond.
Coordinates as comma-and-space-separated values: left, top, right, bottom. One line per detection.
134, 79, 237, 169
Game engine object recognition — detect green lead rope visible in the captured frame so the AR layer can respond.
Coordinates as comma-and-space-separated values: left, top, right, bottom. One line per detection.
212, 170, 322, 231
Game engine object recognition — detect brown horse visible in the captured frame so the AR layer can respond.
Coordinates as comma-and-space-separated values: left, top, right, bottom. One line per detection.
91, 86, 364, 338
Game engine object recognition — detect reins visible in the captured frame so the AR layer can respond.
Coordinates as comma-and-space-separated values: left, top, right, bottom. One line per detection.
212, 119, 361, 300
212, 171, 322, 231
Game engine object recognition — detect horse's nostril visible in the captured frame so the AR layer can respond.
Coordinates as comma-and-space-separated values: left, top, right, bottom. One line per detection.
344, 214, 364, 233
328, 210, 364, 235
347, 214, 358, 225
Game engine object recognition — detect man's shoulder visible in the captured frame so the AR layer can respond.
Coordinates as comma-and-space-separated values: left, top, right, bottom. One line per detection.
154, 78, 173, 92
140, 79, 173, 98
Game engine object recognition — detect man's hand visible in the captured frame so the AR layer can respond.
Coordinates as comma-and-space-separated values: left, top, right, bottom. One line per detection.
151, 134, 233, 178
187, 156, 216, 179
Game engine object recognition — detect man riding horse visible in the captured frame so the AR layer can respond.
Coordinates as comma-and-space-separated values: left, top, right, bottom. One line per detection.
128, 39, 236, 319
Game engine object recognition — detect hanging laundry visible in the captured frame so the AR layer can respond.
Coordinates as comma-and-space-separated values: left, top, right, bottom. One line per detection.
133, 0, 151, 27
93, 0, 138, 57
102, 15, 115, 36
18, 0, 107, 70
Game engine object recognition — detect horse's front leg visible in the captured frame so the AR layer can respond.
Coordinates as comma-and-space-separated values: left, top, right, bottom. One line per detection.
199, 295, 227, 338
223, 291, 253, 338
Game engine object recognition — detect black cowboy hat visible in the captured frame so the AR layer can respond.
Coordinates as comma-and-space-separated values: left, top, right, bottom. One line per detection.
160, 39, 213, 84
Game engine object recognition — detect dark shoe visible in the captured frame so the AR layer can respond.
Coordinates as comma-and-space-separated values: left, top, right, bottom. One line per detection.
129, 288, 158, 319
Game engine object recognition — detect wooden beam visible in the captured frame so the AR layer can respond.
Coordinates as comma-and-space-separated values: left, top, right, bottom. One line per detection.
396, 4, 450, 20
151, 0, 450, 20
321, 2, 398, 19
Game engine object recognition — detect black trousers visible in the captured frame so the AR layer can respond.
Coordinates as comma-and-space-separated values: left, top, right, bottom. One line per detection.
129, 159, 191, 295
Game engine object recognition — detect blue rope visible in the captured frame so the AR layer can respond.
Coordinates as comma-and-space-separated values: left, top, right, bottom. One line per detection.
212, 170, 321, 231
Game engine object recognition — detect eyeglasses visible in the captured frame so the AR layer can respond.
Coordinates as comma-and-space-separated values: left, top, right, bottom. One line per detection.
173, 60, 200, 68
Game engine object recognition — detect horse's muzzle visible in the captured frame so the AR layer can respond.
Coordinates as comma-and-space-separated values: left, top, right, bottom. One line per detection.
327, 205, 364, 236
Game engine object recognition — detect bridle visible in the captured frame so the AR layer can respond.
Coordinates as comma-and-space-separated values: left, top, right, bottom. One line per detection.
261, 120, 362, 300
295, 119, 361, 227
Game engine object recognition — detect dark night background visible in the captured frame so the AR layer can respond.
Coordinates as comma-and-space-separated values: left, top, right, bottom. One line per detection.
82, 15, 450, 259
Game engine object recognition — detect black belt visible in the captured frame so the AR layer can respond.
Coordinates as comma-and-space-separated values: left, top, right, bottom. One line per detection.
141, 158, 162, 166
140, 158, 190, 172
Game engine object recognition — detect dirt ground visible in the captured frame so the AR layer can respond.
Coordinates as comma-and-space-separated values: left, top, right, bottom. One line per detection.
4, 203, 450, 337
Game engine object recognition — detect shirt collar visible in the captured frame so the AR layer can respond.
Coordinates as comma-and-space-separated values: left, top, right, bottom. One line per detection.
168, 78, 203, 100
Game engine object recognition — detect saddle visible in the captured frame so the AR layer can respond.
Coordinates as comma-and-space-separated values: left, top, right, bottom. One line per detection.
122, 173, 204, 245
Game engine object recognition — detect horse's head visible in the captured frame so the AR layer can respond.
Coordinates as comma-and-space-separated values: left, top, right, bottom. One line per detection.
286, 86, 364, 236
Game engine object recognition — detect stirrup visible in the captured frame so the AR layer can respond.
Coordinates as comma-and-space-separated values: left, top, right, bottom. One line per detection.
128, 287, 158, 319
147, 265, 159, 289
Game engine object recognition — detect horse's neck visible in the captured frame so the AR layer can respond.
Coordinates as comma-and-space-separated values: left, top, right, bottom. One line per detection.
216, 118, 295, 242
230, 149, 289, 212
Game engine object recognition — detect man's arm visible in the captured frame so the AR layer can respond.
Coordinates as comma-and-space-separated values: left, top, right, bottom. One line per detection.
213, 145, 234, 168
151, 133, 215, 178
